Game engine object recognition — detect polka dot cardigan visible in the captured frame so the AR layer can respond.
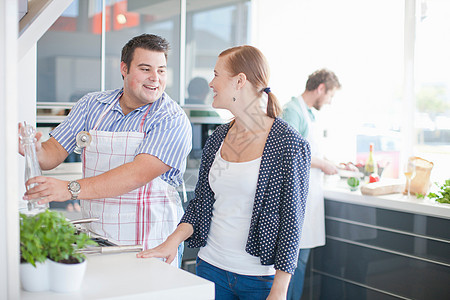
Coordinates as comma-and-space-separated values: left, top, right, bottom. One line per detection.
180, 118, 311, 274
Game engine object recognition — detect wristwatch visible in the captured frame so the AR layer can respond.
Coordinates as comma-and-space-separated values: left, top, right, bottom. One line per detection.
68, 181, 81, 200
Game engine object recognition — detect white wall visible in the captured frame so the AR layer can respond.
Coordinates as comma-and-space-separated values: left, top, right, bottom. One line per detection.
252, 0, 323, 104
1, 0, 74, 296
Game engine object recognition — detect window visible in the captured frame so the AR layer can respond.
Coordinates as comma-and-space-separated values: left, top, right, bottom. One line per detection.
184, 0, 250, 106
259, 0, 447, 181
37, 0, 102, 103
36, 0, 250, 107
415, 0, 450, 182
104, 0, 181, 97
274, 0, 405, 178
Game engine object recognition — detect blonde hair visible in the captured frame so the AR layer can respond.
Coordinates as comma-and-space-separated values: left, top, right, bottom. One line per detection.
219, 45, 281, 118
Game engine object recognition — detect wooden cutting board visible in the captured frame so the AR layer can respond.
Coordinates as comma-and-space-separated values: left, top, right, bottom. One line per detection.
360, 179, 404, 196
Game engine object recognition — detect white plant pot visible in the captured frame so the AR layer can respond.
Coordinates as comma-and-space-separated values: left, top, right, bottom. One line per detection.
48, 258, 87, 293
20, 260, 49, 292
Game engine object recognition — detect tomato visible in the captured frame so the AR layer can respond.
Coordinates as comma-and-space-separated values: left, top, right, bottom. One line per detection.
369, 173, 380, 183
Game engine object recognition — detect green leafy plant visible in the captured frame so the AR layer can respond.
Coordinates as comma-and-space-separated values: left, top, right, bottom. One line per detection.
427, 179, 450, 204
20, 212, 48, 267
20, 210, 96, 266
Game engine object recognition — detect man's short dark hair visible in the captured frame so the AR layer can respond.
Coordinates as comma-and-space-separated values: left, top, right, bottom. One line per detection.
121, 34, 170, 71
305, 69, 341, 92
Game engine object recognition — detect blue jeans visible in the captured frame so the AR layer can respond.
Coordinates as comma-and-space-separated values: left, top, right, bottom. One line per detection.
287, 248, 311, 300
177, 204, 184, 268
196, 257, 274, 300
177, 242, 184, 268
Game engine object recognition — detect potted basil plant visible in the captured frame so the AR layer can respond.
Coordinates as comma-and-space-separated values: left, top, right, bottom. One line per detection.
20, 211, 50, 292
20, 210, 96, 293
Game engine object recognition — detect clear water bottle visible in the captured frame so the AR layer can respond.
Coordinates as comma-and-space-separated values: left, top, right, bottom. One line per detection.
19, 122, 48, 212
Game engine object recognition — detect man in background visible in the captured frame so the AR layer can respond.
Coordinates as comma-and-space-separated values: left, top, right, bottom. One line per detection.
282, 69, 341, 299
185, 77, 210, 105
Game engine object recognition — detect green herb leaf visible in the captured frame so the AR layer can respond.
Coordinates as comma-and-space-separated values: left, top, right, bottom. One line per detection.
427, 180, 450, 204
20, 210, 97, 266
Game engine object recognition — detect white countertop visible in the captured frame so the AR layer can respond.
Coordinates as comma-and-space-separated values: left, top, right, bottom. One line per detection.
21, 253, 214, 299
324, 178, 450, 219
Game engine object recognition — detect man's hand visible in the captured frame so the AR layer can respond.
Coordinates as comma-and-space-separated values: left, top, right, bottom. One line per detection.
18, 122, 43, 157
311, 157, 338, 175
321, 160, 338, 175
23, 176, 71, 204
18, 123, 69, 170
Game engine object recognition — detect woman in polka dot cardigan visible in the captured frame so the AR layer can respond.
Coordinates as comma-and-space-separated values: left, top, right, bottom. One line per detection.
138, 45, 311, 300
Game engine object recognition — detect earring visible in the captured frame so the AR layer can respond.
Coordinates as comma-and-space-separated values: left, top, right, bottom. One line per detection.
233, 97, 236, 102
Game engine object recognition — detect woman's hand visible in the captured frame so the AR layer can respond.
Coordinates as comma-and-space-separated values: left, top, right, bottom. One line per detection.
23, 176, 71, 204
136, 223, 194, 264
266, 270, 291, 300
136, 238, 179, 264
266, 292, 285, 300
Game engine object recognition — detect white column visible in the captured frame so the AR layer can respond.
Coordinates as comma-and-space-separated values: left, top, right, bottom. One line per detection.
0, 0, 20, 299
179, 0, 187, 106
403, 0, 417, 163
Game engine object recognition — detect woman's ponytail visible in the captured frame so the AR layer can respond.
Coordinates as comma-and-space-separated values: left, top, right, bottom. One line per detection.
264, 89, 282, 118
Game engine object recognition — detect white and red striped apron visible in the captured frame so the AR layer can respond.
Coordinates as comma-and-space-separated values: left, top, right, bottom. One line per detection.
81, 96, 182, 267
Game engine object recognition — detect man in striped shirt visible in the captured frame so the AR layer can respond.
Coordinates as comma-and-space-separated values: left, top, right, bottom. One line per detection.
21, 34, 192, 264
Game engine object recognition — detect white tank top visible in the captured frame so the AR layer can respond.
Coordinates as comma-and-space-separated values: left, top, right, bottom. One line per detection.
198, 144, 276, 276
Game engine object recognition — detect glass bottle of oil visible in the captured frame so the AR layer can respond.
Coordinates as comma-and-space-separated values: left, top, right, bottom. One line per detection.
364, 143, 378, 177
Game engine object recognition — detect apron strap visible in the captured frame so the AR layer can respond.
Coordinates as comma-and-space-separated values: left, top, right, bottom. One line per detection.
139, 103, 152, 134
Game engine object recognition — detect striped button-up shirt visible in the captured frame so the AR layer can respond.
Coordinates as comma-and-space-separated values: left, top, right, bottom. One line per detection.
51, 88, 192, 186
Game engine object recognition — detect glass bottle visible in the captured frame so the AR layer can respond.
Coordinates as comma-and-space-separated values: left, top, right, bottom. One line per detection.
20, 122, 48, 212
364, 143, 378, 177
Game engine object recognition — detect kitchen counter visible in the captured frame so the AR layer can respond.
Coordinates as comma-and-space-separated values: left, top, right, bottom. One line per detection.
310, 177, 450, 300
20, 253, 214, 299
323, 178, 450, 219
